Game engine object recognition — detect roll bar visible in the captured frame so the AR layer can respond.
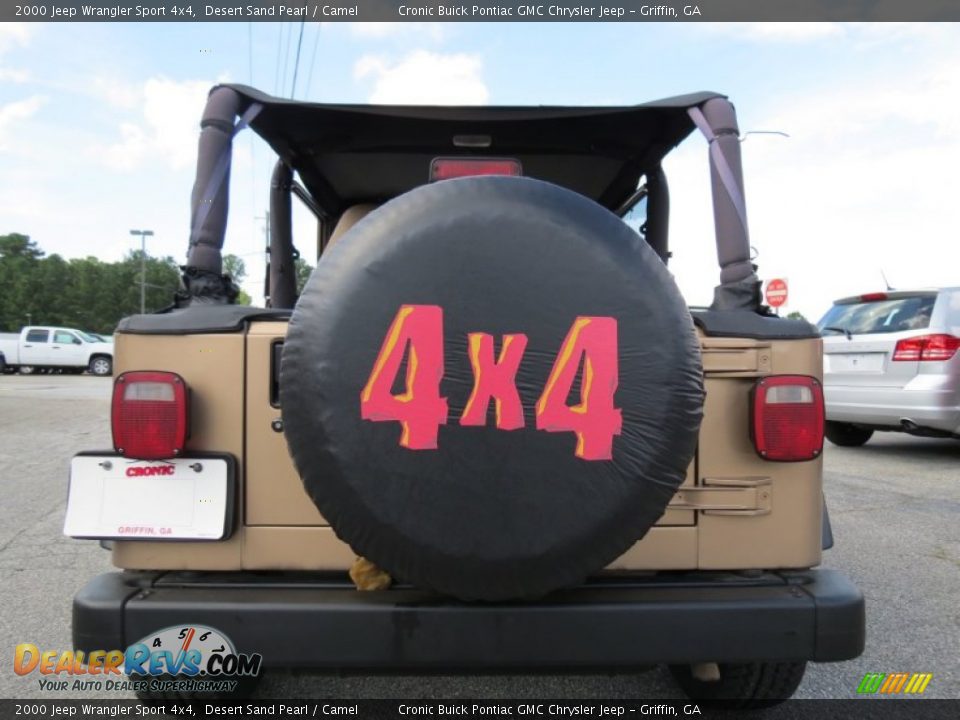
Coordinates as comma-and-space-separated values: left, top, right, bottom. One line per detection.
180, 87, 249, 305
268, 160, 298, 310
644, 166, 669, 264
688, 98, 761, 311
181, 88, 760, 311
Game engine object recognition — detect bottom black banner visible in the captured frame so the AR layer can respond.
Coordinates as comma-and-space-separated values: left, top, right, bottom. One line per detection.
0, 699, 955, 720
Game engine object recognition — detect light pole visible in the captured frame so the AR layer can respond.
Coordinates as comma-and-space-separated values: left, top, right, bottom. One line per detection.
129, 229, 154, 314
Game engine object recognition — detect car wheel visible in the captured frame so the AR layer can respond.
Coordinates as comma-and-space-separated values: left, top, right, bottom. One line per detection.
18, 365, 35, 375
669, 661, 807, 708
89, 356, 112, 377
825, 421, 873, 447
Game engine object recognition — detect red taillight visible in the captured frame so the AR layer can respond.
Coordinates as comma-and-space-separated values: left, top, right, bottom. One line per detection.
893, 337, 924, 361
112, 371, 188, 460
893, 334, 960, 362
751, 376, 824, 462
430, 157, 522, 182
859, 292, 888, 302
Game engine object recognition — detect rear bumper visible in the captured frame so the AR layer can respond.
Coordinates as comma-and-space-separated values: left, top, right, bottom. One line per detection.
825, 377, 960, 434
73, 569, 864, 671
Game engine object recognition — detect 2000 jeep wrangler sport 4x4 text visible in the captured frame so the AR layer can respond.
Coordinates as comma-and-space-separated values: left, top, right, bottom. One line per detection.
66, 85, 864, 706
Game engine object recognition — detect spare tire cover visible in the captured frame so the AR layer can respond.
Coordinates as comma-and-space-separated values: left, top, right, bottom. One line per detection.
281, 176, 703, 600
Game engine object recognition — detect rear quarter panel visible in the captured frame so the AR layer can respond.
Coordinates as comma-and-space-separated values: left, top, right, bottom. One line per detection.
111, 332, 245, 569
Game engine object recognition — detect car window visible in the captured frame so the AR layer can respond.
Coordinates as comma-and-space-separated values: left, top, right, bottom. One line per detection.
76, 331, 98, 343
54, 330, 77, 344
25, 329, 49, 343
818, 296, 936, 335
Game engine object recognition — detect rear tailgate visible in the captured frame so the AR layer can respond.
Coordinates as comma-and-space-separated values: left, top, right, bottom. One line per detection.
821, 292, 938, 389
109, 317, 825, 574
0, 334, 21, 363
823, 331, 917, 388
240, 323, 823, 573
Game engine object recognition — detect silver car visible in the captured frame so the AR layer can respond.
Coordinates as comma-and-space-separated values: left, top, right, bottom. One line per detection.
818, 288, 960, 446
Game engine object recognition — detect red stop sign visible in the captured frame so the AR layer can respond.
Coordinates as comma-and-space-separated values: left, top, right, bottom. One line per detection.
765, 278, 788, 308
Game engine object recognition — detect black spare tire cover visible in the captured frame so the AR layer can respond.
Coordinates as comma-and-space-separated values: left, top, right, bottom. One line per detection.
281, 176, 703, 601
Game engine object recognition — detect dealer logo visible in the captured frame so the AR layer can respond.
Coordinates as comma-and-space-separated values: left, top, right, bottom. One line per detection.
857, 672, 932, 695
126, 624, 261, 678
14, 625, 261, 694
126, 465, 175, 477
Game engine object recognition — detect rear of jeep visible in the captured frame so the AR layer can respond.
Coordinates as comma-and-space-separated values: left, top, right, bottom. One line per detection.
67, 85, 863, 705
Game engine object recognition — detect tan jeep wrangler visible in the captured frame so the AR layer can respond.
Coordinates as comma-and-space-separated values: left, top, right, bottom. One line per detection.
66, 85, 864, 705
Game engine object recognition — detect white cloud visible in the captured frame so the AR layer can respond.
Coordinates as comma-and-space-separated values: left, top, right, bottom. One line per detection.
354, 50, 488, 104
0, 23, 32, 84
0, 68, 29, 82
0, 95, 45, 152
0, 23, 31, 54
667, 48, 960, 318
705, 22, 844, 42
850, 22, 950, 44
703, 21, 948, 46
346, 22, 445, 41
90, 76, 142, 110
98, 77, 221, 171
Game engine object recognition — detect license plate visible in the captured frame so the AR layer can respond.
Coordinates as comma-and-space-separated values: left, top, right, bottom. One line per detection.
825, 353, 885, 373
64, 455, 232, 541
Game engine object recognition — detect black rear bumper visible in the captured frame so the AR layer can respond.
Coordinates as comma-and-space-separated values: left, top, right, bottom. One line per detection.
74, 569, 864, 671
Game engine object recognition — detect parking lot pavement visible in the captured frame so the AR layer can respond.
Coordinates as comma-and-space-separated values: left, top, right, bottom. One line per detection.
1, 375, 957, 700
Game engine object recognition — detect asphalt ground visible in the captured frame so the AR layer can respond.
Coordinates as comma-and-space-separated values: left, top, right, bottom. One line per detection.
0, 375, 957, 702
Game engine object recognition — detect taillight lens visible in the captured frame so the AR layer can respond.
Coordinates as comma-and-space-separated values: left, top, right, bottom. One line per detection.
430, 157, 522, 181
112, 371, 188, 460
892, 334, 960, 362
751, 376, 824, 462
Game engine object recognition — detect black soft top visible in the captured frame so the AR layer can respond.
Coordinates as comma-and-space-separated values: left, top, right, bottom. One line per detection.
225, 84, 723, 213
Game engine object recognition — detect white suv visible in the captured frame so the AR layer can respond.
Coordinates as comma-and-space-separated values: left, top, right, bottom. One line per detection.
818, 288, 960, 446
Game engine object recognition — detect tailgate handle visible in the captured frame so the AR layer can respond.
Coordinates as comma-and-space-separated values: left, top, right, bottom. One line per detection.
668, 477, 772, 516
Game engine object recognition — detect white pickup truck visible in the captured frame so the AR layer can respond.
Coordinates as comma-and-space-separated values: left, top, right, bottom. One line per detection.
0, 326, 113, 376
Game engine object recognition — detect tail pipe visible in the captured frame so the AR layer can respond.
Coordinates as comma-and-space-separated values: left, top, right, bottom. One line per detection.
688, 98, 761, 311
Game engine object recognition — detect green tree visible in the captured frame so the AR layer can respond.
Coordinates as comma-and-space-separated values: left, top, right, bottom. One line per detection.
65, 257, 110, 331
34, 253, 72, 325
118, 250, 180, 322
222, 254, 252, 305
223, 254, 246, 284
0, 236, 259, 332
0, 233, 43, 260
296, 257, 313, 294
786, 311, 809, 323
0, 234, 183, 333
0, 233, 44, 331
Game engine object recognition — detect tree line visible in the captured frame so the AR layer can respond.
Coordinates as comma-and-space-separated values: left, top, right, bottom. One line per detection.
0, 233, 314, 334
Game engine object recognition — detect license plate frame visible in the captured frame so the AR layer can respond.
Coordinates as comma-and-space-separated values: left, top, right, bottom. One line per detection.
64, 452, 235, 541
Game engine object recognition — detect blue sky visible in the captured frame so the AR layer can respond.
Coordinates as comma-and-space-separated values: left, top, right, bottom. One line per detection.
1, 21, 958, 317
